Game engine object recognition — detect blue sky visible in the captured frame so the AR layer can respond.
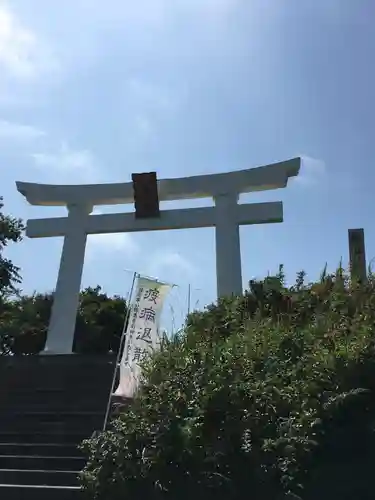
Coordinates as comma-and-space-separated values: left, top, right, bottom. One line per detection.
1, 0, 374, 330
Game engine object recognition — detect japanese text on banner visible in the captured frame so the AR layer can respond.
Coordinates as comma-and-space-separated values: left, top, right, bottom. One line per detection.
114, 276, 172, 398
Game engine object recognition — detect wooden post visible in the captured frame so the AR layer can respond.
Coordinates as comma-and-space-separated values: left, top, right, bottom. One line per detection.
348, 228, 367, 284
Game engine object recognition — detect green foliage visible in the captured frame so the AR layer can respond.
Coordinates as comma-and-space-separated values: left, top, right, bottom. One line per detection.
1, 293, 51, 354
0, 196, 24, 299
81, 267, 375, 500
73, 286, 128, 354
0, 286, 128, 355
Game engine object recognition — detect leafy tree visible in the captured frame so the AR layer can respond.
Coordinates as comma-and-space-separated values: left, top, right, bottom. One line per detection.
73, 286, 128, 354
0, 196, 24, 299
1, 292, 51, 354
0, 197, 24, 353
0, 286, 128, 354
81, 267, 375, 500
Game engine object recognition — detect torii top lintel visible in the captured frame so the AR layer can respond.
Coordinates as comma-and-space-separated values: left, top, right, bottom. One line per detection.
16, 157, 300, 208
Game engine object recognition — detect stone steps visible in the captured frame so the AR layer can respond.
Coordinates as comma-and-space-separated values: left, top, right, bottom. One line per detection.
0, 411, 105, 433
0, 443, 82, 458
0, 468, 80, 487
0, 354, 116, 500
0, 484, 83, 500
0, 455, 85, 471
0, 431, 90, 445
2, 397, 109, 411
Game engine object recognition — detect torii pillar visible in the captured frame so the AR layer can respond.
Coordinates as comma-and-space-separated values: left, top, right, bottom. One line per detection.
16, 157, 300, 354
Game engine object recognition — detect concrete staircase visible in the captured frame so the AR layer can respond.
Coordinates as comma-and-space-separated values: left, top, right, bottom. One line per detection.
0, 355, 116, 499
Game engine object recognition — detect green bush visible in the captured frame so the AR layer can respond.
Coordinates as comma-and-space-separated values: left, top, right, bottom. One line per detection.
81, 267, 375, 500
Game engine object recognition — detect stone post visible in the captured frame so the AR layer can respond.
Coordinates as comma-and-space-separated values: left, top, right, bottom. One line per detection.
348, 228, 367, 284
214, 193, 243, 298
42, 204, 91, 354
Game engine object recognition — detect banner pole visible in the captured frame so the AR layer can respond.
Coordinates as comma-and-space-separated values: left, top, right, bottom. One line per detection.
102, 271, 138, 431
187, 283, 191, 316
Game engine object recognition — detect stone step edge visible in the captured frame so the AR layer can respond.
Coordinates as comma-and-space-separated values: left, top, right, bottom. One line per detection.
0, 411, 104, 416
0, 443, 81, 447
0, 468, 81, 474
0, 455, 84, 460
0, 483, 81, 490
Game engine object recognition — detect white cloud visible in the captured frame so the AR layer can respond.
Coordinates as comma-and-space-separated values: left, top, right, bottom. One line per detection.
85, 208, 194, 278
294, 155, 326, 186
147, 250, 196, 277
127, 78, 180, 114
0, 120, 98, 183
31, 142, 96, 182
86, 208, 140, 258
88, 232, 139, 254
0, 120, 45, 141
134, 114, 154, 137
124, 78, 188, 145
0, 3, 58, 79
178, 0, 239, 21
70, 0, 239, 30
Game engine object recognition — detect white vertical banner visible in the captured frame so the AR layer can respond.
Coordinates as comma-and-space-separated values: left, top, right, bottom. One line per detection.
114, 276, 172, 398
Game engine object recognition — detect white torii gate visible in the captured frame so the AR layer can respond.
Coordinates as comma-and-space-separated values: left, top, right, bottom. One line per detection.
16, 157, 300, 354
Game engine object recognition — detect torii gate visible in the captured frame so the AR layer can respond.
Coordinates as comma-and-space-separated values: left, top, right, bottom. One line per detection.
16, 157, 300, 354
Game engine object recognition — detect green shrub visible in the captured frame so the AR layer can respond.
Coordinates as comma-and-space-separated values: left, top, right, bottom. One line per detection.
81, 267, 375, 500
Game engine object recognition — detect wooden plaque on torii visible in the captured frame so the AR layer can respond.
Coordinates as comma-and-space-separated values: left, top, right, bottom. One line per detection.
132, 172, 160, 219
